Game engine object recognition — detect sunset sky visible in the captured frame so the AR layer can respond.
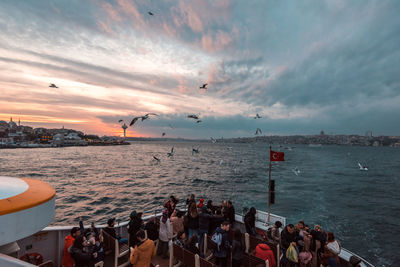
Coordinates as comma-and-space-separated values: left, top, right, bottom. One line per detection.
1, 1, 399, 138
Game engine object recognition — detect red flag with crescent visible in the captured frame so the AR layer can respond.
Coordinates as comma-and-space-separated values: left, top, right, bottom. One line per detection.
270, 150, 284, 161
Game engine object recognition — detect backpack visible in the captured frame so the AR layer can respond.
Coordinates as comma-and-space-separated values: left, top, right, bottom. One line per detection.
211, 231, 223, 251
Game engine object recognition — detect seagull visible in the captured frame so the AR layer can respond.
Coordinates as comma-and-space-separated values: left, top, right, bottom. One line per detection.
210, 137, 216, 143
129, 113, 159, 126
192, 147, 199, 155
162, 132, 166, 137
118, 119, 124, 123
254, 113, 262, 119
196, 120, 202, 123
358, 162, 368, 171
148, 11, 154, 16
255, 128, 262, 135
188, 114, 199, 120
153, 156, 161, 163
49, 83, 58, 88
199, 83, 208, 90
293, 167, 301, 176
167, 147, 174, 157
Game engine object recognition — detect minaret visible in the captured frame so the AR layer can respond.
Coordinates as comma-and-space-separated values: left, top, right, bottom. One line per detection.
122, 123, 128, 138
18, 118, 20, 126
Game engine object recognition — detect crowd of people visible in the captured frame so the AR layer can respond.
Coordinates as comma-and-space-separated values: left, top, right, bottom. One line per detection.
61, 195, 362, 267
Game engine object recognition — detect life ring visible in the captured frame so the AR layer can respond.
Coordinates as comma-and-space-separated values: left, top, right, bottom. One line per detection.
20, 252, 44, 265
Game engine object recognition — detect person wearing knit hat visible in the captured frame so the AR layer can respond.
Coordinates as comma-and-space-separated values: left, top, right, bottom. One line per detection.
197, 198, 205, 209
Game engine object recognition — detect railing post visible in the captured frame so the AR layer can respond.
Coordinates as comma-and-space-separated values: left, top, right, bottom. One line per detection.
265, 259, 269, 267
169, 241, 173, 267
245, 233, 250, 254
195, 254, 200, 267
204, 233, 208, 254
276, 244, 280, 267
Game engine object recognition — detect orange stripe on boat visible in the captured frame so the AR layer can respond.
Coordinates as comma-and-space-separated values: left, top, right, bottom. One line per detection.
0, 178, 55, 216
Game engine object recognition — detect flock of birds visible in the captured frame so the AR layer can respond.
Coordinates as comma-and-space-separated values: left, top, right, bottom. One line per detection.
47, 10, 368, 174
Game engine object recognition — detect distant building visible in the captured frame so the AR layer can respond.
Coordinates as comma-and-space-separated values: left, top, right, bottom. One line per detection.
320, 130, 325, 135
365, 131, 373, 138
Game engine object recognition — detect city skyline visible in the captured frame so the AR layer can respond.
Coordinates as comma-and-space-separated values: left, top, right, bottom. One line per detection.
1, 1, 400, 138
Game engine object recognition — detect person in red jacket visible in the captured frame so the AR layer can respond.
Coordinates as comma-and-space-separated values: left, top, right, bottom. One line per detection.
254, 242, 276, 267
62, 227, 81, 267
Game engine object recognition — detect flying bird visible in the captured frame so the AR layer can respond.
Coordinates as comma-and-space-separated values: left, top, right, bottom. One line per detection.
293, 167, 301, 176
153, 156, 161, 163
199, 83, 208, 90
254, 113, 262, 119
148, 11, 154, 15
118, 119, 124, 123
162, 132, 166, 137
129, 113, 159, 126
358, 162, 368, 171
188, 114, 199, 120
196, 120, 202, 123
167, 147, 174, 157
255, 128, 262, 135
49, 83, 58, 88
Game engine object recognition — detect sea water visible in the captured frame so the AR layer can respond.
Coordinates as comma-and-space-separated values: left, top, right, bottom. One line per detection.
1, 142, 399, 266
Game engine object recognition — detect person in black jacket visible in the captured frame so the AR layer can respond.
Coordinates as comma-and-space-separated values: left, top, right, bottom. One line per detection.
244, 207, 256, 236
231, 229, 244, 267
128, 211, 143, 247
198, 206, 212, 253
187, 202, 199, 238
227, 201, 235, 227
70, 235, 98, 267
280, 224, 297, 267
144, 217, 159, 241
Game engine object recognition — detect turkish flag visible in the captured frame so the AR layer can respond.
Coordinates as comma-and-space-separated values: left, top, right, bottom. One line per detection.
270, 150, 285, 161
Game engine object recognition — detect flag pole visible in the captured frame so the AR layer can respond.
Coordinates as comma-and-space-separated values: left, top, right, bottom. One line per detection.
267, 145, 272, 222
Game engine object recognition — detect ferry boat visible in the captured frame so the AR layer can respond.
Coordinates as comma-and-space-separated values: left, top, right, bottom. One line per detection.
0, 176, 374, 267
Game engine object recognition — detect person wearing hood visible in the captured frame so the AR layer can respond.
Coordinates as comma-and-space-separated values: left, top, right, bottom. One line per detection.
244, 207, 257, 236
212, 221, 230, 267
128, 211, 143, 247
158, 209, 172, 259
69, 235, 98, 267
254, 242, 276, 267
62, 227, 81, 267
130, 229, 156, 267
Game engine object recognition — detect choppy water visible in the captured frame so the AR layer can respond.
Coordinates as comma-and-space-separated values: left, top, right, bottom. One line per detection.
1, 142, 399, 266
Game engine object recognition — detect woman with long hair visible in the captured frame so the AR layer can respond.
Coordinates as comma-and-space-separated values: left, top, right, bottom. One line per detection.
187, 202, 199, 238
